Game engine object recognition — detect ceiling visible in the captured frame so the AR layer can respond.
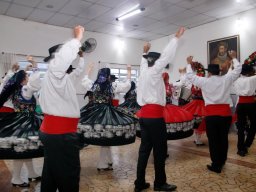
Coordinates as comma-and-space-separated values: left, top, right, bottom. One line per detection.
1, 0, 256, 41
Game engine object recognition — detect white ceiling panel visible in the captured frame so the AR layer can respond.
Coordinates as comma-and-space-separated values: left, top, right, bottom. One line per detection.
79, 4, 111, 19
148, 5, 186, 20
187, 17, 216, 28
6, 3, 33, 19
151, 24, 178, 35
162, 0, 184, 4
28, 8, 55, 23
172, 13, 214, 26
37, 0, 69, 12
96, 0, 128, 8
205, 4, 255, 18
13, 0, 41, 8
0, 1, 10, 14
176, 0, 211, 9
119, 16, 158, 28
191, 0, 231, 13
140, 21, 170, 32
141, 0, 174, 17
47, 13, 74, 26
1, 0, 255, 40
59, 0, 93, 16
63, 16, 90, 28
165, 10, 199, 24
82, 0, 100, 2
84, 20, 107, 31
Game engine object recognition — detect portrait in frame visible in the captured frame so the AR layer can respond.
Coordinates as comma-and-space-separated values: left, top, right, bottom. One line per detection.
207, 35, 240, 75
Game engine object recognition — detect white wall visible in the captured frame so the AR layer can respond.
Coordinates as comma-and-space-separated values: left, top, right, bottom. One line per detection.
0, 15, 144, 77
150, 8, 256, 83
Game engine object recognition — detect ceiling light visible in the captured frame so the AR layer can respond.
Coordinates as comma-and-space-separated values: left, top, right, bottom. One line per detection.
116, 7, 145, 21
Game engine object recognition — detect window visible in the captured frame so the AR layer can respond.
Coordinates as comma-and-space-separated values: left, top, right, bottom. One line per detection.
18, 61, 48, 79
110, 68, 139, 83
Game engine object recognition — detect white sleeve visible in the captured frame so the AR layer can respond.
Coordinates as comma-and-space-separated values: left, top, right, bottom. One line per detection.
153, 37, 178, 73
69, 57, 85, 82
140, 56, 148, 73
185, 64, 205, 89
81, 75, 93, 93
21, 72, 41, 100
113, 80, 131, 94
225, 58, 242, 82
0, 72, 13, 93
48, 39, 81, 79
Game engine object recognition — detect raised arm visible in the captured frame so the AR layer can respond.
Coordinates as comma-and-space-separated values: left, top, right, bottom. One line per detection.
113, 65, 131, 94
21, 72, 41, 100
140, 42, 151, 72
154, 27, 185, 73
69, 50, 86, 82
48, 26, 85, 79
185, 56, 205, 88
225, 51, 242, 82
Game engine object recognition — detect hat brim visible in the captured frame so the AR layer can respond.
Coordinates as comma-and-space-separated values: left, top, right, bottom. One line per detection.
44, 56, 52, 62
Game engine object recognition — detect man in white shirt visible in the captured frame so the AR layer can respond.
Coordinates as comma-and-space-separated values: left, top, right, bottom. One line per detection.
185, 51, 241, 173
135, 27, 185, 192
39, 25, 85, 192
233, 64, 256, 156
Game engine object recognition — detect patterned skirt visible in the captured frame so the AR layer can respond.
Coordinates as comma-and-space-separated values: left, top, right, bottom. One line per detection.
0, 112, 44, 159
79, 103, 137, 146
163, 104, 194, 140
182, 99, 206, 129
136, 104, 194, 140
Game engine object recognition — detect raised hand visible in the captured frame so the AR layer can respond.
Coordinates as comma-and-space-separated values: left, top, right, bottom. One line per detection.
74, 25, 85, 41
175, 27, 185, 38
143, 42, 151, 53
186, 56, 193, 64
228, 50, 237, 59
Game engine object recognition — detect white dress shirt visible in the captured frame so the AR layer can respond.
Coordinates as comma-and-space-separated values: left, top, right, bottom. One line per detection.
185, 58, 242, 106
137, 37, 178, 107
39, 39, 85, 118
233, 75, 256, 96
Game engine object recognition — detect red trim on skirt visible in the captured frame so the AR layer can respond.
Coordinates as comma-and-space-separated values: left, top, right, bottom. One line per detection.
0, 107, 14, 112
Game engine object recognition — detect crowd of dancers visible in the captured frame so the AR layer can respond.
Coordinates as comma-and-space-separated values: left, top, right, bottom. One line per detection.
0, 26, 255, 192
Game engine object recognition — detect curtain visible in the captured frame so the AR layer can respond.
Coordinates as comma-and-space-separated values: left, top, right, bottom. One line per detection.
0, 52, 17, 78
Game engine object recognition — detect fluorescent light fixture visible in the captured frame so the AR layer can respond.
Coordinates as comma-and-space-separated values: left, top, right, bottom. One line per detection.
116, 7, 145, 21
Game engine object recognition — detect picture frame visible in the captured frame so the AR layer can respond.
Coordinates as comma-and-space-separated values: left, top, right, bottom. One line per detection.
207, 35, 240, 75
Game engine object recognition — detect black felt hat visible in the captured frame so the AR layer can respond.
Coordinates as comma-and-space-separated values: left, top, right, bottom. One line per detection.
241, 64, 254, 75
205, 64, 220, 75
44, 44, 62, 62
143, 52, 161, 60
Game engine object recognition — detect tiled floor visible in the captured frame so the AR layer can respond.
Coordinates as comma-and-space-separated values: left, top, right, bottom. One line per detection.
1, 130, 256, 192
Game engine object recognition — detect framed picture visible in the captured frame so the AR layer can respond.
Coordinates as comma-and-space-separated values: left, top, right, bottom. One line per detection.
207, 35, 240, 75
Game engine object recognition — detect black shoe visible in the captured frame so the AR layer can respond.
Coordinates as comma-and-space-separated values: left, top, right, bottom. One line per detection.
237, 150, 247, 157
134, 182, 150, 192
28, 176, 42, 181
12, 182, 30, 187
154, 183, 177, 191
207, 164, 221, 173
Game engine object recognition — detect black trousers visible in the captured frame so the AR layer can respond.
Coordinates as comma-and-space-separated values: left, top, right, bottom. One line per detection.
39, 132, 81, 192
236, 103, 256, 151
135, 118, 167, 187
205, 116, 232, 167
